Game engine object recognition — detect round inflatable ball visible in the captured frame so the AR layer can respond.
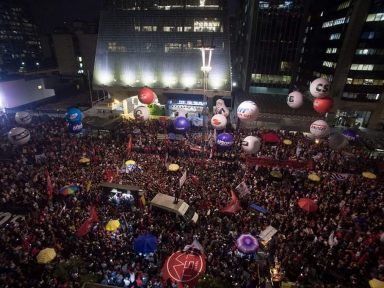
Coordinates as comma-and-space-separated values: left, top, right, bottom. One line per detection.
313, 97, 333, 114
242, 136, 261, 154
8, 127, 31, 145
138, 87, 156, 105
310, 120, 330, 138
134, 106, 150, 121
237, 101, 259, 121
210, 114, 227, 130
287, 91, 304, 109
173, 116, 190, 133
66, 107, 82, 123
310, 78, 330, 98
216, 132, 234, 148
15, 111, 32, 125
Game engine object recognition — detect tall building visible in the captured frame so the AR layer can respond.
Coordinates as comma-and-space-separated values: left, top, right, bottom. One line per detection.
0, 0, 43, 75
93, 0, 231, 115
237, 0, 307, 95
297, 0, 384, 128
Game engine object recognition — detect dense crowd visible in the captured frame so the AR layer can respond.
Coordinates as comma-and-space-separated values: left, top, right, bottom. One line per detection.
0, 114, 383, 288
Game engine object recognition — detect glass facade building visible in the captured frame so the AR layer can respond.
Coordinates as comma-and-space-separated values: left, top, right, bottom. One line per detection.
0, 0, 42, 75
93, 0, 231, 93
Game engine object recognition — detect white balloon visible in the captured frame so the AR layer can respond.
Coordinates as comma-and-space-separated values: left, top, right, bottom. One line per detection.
15, 111, 32, 125
134, 106, 150, 121
214, 99, 229, 117
8, 127, 31, 145
310, 120, 330, 138
287, 91, 303, 109
328, 133, 348, 150
310, 78, 330, 98
242, 136, 261, 154
237, 101, 259, 122
210, 114, 227, 130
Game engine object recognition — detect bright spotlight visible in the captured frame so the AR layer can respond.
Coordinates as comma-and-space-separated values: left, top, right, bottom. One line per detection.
209, 74, 223, 89
182, 74, 195, 88
121, 70, 135, 86
162, 73, 177, 87
97, 70, 113, 85
142, 72, 156, 85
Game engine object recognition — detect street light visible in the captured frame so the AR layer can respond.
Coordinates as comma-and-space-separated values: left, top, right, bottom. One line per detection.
199, 47, 214, 136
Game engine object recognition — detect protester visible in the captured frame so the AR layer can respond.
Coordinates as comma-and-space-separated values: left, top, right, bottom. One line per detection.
0, 115, 383, 288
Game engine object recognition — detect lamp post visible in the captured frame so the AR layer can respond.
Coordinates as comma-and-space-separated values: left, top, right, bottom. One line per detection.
199, 47, 214, 140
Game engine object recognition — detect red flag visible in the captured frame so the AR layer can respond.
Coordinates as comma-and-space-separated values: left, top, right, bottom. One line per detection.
76, 205, 99, 237
220, 190, 241, 214
127, 135, 132, 155
46, 170, 53, 200
104, 170, 114, 183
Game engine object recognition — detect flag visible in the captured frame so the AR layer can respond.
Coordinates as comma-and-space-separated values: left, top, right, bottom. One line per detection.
139, 195, 146, 209
164, 152, 169, 169
330, 173, 350, 181
220, 190, 241, 214
46, 170, 53, 200
179, 170, 187, 188
76, 205, 98, 237
104, 170, 114, 183
127, 135, 132, 155
209, 147, 214, 159
85, 180, 92, 192
235, 181, 250, 198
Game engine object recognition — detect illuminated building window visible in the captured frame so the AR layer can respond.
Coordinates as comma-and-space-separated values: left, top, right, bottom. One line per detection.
163, 26, 175, 32
142, 26, 157, 32
134, 25, 140, 32
193, 19, 221, 32
350, 64, 374, 71
164, 43, 183, 53
346, 78, 352, 84
326, 48, 338, 54
337, 1, 350, 11
107, 42, 127, 52
184, 26, 193, 32
322, 17, 347, 28
329, 33, 341, 40
251, 74, 291, 84
280, 61, 291, 72
366, 13, 384, 22
356, 48, 376, 55
322, 61, 336, 68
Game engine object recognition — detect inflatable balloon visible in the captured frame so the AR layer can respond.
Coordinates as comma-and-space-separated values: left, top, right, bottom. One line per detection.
310, 78, 330, 98
66, 107, 82, 123
287, 91, 303, 109
342, 129, 358, 141
214, 99, 229, 117
69, 122, 83, 134
310, 120, 330, 138
242, 136, 261, 154
328, 133, 348, 150
8, 127, 31, 145
173, 116, 190, 133
237, 101, 259, 121
15, 111, 32, 125
313, 97, 333, 114
210, 114, 227, 130
216, 132, 234, 148
138, 87, 156, 105
134, 106, 150, 121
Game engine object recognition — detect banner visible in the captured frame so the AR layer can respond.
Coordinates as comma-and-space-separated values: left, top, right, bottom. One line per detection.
235, 181, 250, 198
220, 190, 241, 214
179, 170, 187, 188
330, 173, 350, 181
127, 135, 132, 155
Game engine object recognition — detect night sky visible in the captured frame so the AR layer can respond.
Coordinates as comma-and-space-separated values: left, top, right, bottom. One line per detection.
24, 0, 238, 33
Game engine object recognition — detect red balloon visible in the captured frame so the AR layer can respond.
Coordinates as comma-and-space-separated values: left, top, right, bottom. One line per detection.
313, 97, 333, 114
138, 87, 156, 105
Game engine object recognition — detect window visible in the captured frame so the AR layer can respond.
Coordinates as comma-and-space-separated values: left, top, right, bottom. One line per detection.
164, 43, 183, 53
142, 26, 157, 32
184, 26, 192, 32
250, 74, 291, 84
163, 26, 175, 32
326, 48, 338, 54
366, 13, 384, 22
346, 78, 352, 84
356, 48, 376, 55
361, 32, 375, 39
134, 25, 140, 32
337, 1, 350, 10
329, 33, 341, 40
350, 64, 374, 70
322, 17, 347, 28
193, 19, 221, 32
323, 61, 336, 68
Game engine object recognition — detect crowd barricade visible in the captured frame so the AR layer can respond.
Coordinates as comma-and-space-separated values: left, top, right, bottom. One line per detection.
246, 157, 313, 170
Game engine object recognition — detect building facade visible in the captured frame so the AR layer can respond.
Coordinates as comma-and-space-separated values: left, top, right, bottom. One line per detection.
0, 0, 43, 75
93, 0, 231, 114
297, 0, 384, 128
237, 0, 307, 96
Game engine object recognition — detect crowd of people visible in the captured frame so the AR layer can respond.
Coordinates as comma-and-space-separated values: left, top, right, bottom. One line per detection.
0, 114, 383, 288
